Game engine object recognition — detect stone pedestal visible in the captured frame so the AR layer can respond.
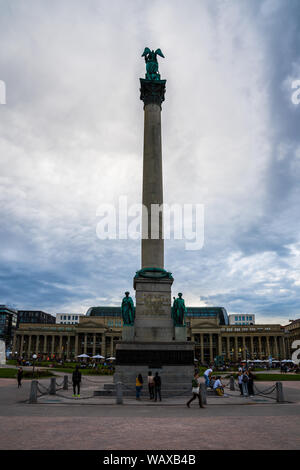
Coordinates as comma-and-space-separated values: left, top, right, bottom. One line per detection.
115, 341, 195, 394
134, 276, 174, 342
175, 326, 187, 342
122, 326, 135, 341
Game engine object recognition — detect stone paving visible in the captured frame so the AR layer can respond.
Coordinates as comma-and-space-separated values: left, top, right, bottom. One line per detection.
0, 375, 299, 450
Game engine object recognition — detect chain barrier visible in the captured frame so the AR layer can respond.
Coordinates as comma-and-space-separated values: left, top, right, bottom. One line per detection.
81, 376, 106, 384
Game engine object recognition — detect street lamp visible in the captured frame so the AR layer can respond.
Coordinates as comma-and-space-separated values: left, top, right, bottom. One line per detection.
32, 354, 37, 378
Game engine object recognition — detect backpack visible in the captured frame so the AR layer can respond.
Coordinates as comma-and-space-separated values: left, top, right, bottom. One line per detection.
242, 374, 249, 383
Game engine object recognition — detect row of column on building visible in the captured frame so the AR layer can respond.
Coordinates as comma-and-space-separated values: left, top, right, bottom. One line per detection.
191, 333, 288, 362
13, 331, 290, 361
13, 333, 121, 359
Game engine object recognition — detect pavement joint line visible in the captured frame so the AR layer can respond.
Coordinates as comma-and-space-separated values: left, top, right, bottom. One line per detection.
28, 401, 294, 406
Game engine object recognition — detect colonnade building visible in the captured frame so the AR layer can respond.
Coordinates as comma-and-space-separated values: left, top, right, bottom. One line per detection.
13, 306, 291, 362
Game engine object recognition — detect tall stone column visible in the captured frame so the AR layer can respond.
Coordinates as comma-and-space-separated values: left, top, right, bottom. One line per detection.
209, 334, 213, 363
281, 337, 286, 359
20, 335, 24, 356
140, 84, 165, 269
28, 336, 32, 358
115, 52, 195, 391
59, 336, 63, 358
274, 336, 279, 359
75, 335, 79, 357
84, 334, 87, 355
200, 334, 204, 363
66, 335, 71, 359
226, 337, 230, 361
43, 336, 47, 355
242, 336, 246, 358
36, 335, 40, 355
12, 334, 17, 356
101, 334, 106, 357
110, 336, 114, 356
258, 336, 262, 359
266, 336, 270, 357
93, 334, 96, 357
235, 337, 239, 361
133, 78, 174, 343
250, 336, 254, 358
218, 335, 222, 356
51, 336, 55, 356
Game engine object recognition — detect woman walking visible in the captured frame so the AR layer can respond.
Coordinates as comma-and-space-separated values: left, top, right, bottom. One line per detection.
186, 372, 205, 408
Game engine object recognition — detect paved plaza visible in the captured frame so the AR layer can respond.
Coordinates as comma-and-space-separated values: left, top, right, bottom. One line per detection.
0, 374, 300, 450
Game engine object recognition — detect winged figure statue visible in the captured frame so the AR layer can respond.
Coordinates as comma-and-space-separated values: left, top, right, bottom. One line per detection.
142, 47, 165, 81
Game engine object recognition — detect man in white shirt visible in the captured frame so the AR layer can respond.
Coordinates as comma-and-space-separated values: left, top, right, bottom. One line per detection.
203, 367, 213, 387
213, 376, 224, 396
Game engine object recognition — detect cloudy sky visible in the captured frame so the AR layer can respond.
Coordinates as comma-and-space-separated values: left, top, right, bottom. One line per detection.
0, 0, 299, 324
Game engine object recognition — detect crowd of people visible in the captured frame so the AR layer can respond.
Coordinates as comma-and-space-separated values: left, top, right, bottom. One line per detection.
135, 371, 162, 401
133, 363, 259, 406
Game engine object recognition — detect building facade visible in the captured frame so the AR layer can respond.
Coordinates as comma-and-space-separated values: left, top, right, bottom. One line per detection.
229, 314, 255, 325
13, 305, 290, 362
56, 313, 84, 325
18, 310, 56, 325
0, 305, 18, 350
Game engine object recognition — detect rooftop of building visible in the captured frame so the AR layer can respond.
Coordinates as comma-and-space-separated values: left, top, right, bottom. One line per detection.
86, 306, 229, 325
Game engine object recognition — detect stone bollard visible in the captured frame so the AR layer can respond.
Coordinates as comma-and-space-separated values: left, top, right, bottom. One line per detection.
116, 382, 123, 405
63, 375, 68, 390
276, 382, 284, 403
49, 377, 56, 395
200, 383, 207, 405
29, 380, 38, 404
230, 376, 235, 391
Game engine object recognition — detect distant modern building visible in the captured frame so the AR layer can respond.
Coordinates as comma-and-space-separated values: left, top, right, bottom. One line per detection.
18, 310, 56, 325
0, 305, 18, 350
56, 313, 84, 325
229, 314, 255, 325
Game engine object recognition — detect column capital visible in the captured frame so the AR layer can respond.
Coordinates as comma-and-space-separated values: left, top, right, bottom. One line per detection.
140, 78, 166, 108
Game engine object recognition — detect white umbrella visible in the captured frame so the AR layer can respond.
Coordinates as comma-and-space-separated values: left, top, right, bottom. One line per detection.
77, 354, 90, 358
92, 354, 105, 359
106, 357, 116, 361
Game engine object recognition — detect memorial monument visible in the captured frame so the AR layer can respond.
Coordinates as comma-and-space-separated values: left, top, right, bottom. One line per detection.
114, 49, 194, 393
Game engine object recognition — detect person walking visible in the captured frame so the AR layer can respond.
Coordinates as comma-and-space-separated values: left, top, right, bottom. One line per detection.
242, 370, 249, 397
148, 371, 155, 400
154, 372, 162, 402
72, 365, 82, 398
186, 372, 205, 408
136, 373, 143, 400
237, 370, 244, 395
17, 367, 23, 388
248, 368, 255, 397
